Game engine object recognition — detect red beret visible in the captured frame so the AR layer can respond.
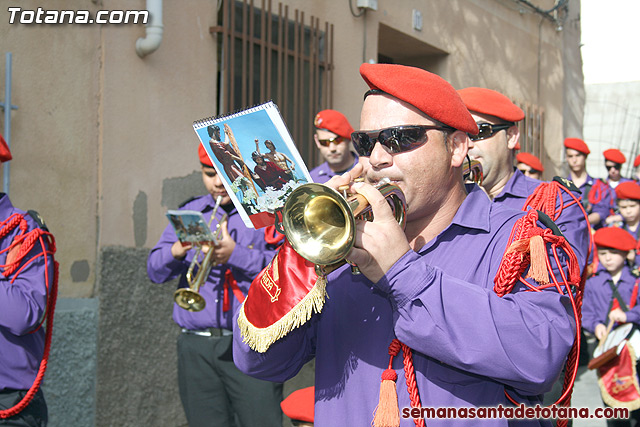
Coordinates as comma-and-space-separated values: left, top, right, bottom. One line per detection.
198, 144, 213, 167
516, 152, 544, 172
634, 155, 640, 168
457, 87, 525, 123
594, 227, 637, 252
359, 63, 478, 134
603, 148, 626, 164
563, 138, 590, 155
0, 134, 12, 163
280, 386, 314, 423
615, 181, 640, 201
314, 110, 354, 139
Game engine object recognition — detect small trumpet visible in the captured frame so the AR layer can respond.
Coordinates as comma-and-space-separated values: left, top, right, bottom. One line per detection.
174, 195, 228, 312
274, 178, 406, 274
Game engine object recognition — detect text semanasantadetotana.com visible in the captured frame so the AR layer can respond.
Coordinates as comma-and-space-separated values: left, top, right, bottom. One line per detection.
402, 404, 629, 420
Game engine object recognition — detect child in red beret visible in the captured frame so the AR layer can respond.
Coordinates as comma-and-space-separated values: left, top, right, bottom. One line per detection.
582, 226, 640, 422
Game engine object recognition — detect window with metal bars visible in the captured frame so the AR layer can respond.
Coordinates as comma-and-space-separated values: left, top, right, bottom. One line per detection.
210, 0, 334, 168
515, 102, 545, 164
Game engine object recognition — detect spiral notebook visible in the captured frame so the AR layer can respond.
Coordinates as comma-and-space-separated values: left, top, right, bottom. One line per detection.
193, 101, 311, 229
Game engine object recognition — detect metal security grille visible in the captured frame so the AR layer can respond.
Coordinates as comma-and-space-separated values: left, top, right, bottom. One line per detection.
210, 0, 334, 167
516, 102, 545, 165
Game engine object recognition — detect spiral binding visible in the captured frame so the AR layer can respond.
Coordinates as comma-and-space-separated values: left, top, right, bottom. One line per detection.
193, 100, 277, 129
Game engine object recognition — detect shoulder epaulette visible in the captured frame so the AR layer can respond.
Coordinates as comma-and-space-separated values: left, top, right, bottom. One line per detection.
178, 196, 199, 208
553, 176, 579, 193
631, 266, 640, 278
535, 209, 563, 238
27, 210, 49, 232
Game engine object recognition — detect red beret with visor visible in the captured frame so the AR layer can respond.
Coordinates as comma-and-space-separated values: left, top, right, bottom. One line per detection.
314, 110, 354, 140
594, 227, 637, 252
615, 181, 640, 201
0, 134, 12, 163
563, 138, 590, 155
457, 87, 525, 123
359, 63, 478, 135
603, 148, 626, 165
198, 144, 214, 167
280, 386, 314, 423
516, 152, 544, 172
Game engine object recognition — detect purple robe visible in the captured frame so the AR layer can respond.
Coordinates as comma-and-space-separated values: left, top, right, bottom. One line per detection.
233, 185, 575, 426
147, 195, 276, 331
0, 193, 53, 391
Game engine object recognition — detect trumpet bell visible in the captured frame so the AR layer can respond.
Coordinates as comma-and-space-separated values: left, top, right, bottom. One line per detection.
174, 288, 206, 312
279, 183, 355, 266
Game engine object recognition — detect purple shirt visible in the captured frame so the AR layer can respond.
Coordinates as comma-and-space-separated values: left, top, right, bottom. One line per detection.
495, 169, 591, 273
309, 153, 359, 184
147, 195, 276, 331
570, 174, 613, 230
0, 193, 52, 391
233, 185, 575, 426
582, 265, 640, 333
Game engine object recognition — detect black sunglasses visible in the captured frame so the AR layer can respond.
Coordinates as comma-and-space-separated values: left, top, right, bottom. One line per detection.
468, 122, 513, 141
605, 163, 622, 171
317, 136, 345, 147
351, 125, 453, 157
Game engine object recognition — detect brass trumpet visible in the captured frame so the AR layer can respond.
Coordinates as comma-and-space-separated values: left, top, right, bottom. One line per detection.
274, 178, 406, 273
463, 158, 483, 185
174, 195, 228, 311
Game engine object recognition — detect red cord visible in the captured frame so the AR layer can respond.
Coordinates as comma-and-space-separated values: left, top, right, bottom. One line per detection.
0, 217, 58, 420
499, 181, 592, 425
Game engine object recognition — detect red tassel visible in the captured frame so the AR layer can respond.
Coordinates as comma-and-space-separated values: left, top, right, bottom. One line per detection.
526, 234, 550, 285
373, 368, 400, 427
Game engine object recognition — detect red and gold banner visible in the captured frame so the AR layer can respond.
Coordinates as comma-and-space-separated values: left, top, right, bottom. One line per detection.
237, 239, 327, 353
598, 343, 640, 410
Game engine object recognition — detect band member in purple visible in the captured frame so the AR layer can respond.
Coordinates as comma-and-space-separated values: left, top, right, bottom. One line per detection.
0, 135, 56, 426
146, 144, 282, 427
582, 227, 640, 425
458, 87, 590, 274
309, 109, 358, 183
234, 64, 577, 426
565, 138, 614, 229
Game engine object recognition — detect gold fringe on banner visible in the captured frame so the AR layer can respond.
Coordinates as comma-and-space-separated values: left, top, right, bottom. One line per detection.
237, 276, 328, 353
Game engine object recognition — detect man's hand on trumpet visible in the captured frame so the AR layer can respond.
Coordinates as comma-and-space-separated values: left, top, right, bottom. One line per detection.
326, 164, 411, 284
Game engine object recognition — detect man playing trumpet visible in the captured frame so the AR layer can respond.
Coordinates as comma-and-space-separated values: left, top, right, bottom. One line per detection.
234, 64, 579, 426
147, 145, 283, 427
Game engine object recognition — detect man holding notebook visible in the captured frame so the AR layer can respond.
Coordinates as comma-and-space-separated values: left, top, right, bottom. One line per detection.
147, 144, 282, 427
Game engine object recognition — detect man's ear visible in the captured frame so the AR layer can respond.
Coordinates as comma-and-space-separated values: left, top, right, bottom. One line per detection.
506, 125, 520, 150
450, 130, 469, 168
313, 133, 322, 149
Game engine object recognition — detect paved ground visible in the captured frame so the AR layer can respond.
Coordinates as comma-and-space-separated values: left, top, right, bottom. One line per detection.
572, 366, 607, 427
